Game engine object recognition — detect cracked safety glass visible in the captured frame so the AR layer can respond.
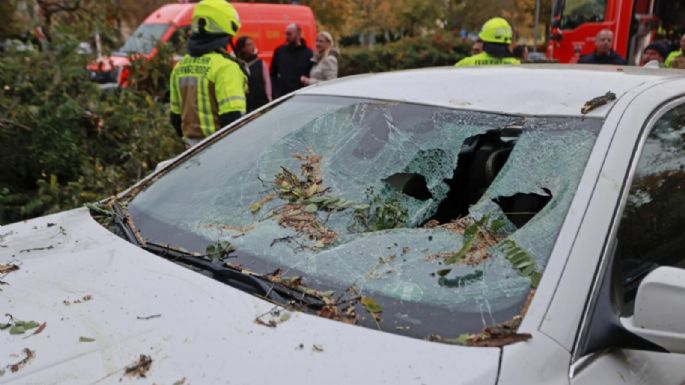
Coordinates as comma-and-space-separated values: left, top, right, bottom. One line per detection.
127, 95, 603, 341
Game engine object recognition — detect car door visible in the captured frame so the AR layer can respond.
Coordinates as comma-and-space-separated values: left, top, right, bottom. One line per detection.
571, 98, 685, 385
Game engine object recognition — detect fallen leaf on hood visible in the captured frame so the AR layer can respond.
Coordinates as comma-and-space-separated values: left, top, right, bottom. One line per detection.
0, 264, 19, 275
124, 354, 153, 378
136, 314, 161, 320
23, 322, 46, 339
254, 307, 291, 328
79, 336, 96, 342
19, 245, 54, 253
7, 320, 40, 335
312, 344, 324, 352
8, 348, 34, 373
63, 294, 93, 306
172, 378, 187, 385
360, 295, 383, 329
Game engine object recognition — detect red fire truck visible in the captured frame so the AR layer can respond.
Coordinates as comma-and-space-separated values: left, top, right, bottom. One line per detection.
547, 0, 685, 64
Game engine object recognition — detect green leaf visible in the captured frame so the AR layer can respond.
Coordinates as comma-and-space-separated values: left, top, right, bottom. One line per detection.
444, 236, 474, 264
305, 184, 318, 197
530, 271, 542, 288
490, 219, 505, 232
360, 296, 383, 314
436, 268, 452, 277
9, 325, 25, 334
514, 260, 533, 269
0, 323, 10, 330
79, 336, 96, 342
250, 202, 262, 214
521, 264, 536, 276
23, 321, 39, 330
205, 240, 235, 260
304, 204, 318, 213
456, 333, 472, 345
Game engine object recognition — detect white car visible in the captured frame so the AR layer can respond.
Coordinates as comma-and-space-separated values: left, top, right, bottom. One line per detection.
2, 65, 685, 385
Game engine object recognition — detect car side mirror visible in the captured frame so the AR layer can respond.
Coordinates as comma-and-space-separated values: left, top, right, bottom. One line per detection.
621, 267, 685, 353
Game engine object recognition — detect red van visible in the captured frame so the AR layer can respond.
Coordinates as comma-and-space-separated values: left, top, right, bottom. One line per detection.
89, 2, 317, 85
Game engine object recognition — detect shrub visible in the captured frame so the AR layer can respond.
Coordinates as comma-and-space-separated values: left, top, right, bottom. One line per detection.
0, 33, 184, 224
339, 33, 472, 76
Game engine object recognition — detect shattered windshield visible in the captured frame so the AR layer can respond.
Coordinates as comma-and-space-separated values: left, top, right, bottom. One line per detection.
127, 95, 602, 342
116, 23, 168, 55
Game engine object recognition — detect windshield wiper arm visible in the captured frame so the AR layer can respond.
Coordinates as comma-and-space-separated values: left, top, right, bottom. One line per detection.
143, 241, 327, 309
111, 202, 145, 246
102, 203, 327, 309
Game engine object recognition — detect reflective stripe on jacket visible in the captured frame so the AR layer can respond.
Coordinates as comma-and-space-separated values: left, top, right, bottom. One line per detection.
170, 52, 247, 139
454, 52, 520, 67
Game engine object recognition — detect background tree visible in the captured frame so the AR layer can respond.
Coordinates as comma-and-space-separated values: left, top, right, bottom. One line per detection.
0, 1, 19, 40
503, 0, 552, 44
392, 0, 445, 37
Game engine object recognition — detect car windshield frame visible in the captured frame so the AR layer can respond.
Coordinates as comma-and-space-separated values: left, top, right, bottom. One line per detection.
115, 23, 169, 56
116, 94, 604, 344
559, 0, 608, 30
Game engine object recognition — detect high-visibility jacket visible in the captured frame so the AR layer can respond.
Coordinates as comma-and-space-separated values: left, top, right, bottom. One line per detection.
455, 52, 520, 67
665, 49, 683, 68
170, 52, 247, 139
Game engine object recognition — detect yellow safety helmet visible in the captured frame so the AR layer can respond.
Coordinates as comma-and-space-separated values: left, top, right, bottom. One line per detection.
192, 0, 241, 36
478, 17, 513, 44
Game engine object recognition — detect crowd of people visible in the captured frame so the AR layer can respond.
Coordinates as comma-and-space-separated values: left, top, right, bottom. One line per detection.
169, 0, 339, 147
456, 17, 685, 70
169, 0, 685, 147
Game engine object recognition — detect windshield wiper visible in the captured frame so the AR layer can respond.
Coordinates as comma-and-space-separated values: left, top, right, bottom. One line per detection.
106, 202, 327, 309
111, 202, 145, 246
143, 241, 327, 310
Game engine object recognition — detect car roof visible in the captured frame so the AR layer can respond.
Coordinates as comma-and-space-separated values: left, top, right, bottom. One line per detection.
299, 64, 685, 118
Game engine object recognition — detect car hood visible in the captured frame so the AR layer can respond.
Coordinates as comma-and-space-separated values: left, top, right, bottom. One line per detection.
0, 208, 500, 385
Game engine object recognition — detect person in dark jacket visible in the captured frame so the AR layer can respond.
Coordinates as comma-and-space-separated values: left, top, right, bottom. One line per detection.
236, 36, 272, 112
578, 29, 627, 65
270, 23, 313, 98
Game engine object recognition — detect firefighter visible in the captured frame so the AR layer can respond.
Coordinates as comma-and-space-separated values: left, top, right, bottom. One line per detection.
170, 0, 247, 147
455, 18, 520, 67
665, 33, 685, 69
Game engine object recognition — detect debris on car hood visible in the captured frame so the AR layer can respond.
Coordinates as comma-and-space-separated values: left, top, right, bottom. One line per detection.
7, 348, 35, 373
124, 354, 153, 378
581, 91, 616, 114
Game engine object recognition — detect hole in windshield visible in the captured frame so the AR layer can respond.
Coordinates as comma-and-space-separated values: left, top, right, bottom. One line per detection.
492, 189, 553, 228
125, 95, 603, 344
384, 173, 433, 201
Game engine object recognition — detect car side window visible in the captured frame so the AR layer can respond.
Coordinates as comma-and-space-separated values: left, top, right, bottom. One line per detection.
616, 103, 685, 311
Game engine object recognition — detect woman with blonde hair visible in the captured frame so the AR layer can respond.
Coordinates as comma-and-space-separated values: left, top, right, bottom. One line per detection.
300, 31, 339, 85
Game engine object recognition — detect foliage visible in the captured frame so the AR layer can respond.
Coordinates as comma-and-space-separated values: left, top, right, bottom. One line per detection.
125, 41, 177, 100
501, 239, 542, 287
351, 188, 408, 232
338, 33, 471, 76
443, 216, 502, 264
205, 240, 236, 261
0, 1, 19, 40
252, 151, 365, 248
0, 32, 184, 225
